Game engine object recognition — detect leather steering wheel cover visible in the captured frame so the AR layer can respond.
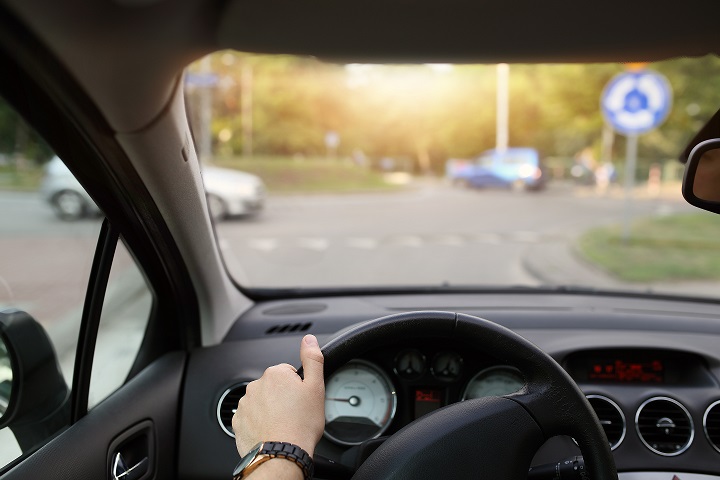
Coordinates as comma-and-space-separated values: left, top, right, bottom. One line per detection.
318, 310, 618, 480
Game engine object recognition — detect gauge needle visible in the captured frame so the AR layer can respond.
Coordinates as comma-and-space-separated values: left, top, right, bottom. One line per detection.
326, 396, 361, 406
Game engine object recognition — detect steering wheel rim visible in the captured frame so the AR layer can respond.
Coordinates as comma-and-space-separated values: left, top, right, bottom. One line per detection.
319, 310, 618, 480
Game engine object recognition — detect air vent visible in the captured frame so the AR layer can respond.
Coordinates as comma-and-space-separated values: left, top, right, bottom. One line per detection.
636, 397, 694, 456
265, 322, 312, 335
703, 400, 720, 453
587, 395, 626, 450
217, 382, 250, 437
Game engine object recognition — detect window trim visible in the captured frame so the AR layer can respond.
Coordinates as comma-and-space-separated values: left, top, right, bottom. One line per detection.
70, 219, 119, 422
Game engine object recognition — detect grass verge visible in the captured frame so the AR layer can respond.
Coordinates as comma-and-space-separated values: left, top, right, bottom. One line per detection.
577, 212, 720, 282
212, 156, 403, 194
0, 167, 43, 191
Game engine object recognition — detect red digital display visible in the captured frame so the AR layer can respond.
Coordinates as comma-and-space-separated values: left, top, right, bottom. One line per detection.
589, 359, 664, 383
414, 389, 442, 418
415, 389, 442, 402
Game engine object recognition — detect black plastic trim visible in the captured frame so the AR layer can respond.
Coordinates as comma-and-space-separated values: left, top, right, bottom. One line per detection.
71, 219, 119, 422
243, 285, 720, 306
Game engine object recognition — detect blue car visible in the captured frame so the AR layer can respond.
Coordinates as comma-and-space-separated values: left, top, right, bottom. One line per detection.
448, 148, 545, 191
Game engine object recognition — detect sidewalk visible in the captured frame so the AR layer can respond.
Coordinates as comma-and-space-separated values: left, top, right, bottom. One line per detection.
521, 240, 720, 299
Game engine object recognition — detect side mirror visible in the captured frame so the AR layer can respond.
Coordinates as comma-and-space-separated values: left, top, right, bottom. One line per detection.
0, 309, 69, 451
0, 336, 12, 419
682, 138, 720, 214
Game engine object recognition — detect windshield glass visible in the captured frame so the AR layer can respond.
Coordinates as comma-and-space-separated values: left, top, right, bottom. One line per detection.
186, 52, 720, 297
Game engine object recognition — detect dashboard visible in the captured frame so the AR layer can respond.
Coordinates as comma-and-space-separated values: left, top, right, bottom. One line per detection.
178, 292, 720, 479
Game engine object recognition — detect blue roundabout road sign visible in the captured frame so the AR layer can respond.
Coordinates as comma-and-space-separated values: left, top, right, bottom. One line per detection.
601, 70, 672, 136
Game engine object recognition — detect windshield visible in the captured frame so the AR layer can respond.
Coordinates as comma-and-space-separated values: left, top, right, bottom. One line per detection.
186, 53, 720, 297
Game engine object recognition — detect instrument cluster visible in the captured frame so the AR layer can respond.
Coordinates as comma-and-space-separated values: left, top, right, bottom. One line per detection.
323, 344, 526, 446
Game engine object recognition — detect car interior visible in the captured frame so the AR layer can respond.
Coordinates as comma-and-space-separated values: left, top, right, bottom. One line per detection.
1, 0, 720, 479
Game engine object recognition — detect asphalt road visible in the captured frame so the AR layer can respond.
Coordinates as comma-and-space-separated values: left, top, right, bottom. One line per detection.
216, 181, 694, 288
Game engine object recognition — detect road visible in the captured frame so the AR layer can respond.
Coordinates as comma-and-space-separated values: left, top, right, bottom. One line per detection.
216, 181, 694, 288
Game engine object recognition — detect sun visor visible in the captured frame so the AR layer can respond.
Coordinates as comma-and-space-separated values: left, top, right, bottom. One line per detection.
217, 0, 720, 63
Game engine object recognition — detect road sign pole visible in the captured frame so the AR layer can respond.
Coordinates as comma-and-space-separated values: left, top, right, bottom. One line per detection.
622, 134, 639, 242
601, 69, 672, 243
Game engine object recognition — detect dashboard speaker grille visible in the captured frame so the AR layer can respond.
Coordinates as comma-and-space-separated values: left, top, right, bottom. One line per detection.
636, 397, 694, 456
217, 382, 250, 437
704, 400, 720, 452
587, 395, 625, 450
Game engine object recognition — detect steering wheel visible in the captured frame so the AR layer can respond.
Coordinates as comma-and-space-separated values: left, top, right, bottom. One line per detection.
320, 311, 618, 480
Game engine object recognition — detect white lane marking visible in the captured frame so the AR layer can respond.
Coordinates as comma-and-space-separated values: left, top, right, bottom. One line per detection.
346, 237, 379, 249
298, 237, 330, 251
388, 235, 423, 247
509, 231, 541, 243
434, 235, 465, 246
248, 238, 278, 252
244, 231, 549, 253
473, 233, 502, 244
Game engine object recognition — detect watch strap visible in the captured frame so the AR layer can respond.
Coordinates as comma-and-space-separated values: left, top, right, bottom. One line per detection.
233, 441, 313, 480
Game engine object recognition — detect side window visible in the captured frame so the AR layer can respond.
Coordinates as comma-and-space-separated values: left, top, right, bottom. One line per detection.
0, 98, 151, 469
89, 240, 152, 408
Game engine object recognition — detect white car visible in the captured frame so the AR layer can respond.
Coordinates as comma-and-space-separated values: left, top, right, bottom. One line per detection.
40, 156, 265, 220
201, 165, 265, 220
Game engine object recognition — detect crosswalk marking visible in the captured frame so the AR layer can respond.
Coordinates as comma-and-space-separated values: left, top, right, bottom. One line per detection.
346, 237, 378, 249
473, 233, 502, 244
434, 235, 465, 246
244, 232, 558, 252
247, 238, 278, 252
298, 237, 330, 251
509, 231, 541, 243
388, 235, 423, 247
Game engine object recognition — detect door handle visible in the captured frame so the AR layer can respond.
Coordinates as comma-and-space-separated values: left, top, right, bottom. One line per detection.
112, 452, 148, 480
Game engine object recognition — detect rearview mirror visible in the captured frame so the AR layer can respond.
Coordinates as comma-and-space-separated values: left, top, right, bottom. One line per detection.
682, 138, 720, 214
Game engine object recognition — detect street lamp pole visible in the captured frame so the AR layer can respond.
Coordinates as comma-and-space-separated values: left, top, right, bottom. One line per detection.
496, 63, 509, 153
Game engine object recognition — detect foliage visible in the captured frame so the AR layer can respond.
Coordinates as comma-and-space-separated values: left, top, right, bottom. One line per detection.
186, 53, 720, 175
0, 101, 53, 165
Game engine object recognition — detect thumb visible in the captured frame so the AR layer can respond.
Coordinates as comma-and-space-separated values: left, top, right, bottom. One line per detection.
300, 334, 324, 385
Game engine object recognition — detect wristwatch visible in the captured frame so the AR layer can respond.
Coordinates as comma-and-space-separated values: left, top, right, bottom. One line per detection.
232, 441, 313, 480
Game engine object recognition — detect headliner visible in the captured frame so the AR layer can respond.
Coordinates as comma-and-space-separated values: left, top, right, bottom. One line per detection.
3, 0, 720, 132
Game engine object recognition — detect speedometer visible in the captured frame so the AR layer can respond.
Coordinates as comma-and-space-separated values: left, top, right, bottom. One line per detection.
324, 360, 397, 445
461, 365, 525, 400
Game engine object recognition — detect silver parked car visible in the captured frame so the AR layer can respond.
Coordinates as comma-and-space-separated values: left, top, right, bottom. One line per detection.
40, 156, 265, 220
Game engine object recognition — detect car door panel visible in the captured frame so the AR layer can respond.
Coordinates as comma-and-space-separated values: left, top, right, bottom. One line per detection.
2, 352, 185, 480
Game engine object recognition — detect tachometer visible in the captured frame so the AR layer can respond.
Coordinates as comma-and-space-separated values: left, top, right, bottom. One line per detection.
324, 360, 397, 446
462, 365, 525, 400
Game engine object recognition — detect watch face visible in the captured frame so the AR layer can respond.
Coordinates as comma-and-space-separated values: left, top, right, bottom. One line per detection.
232, 442, 263, 477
